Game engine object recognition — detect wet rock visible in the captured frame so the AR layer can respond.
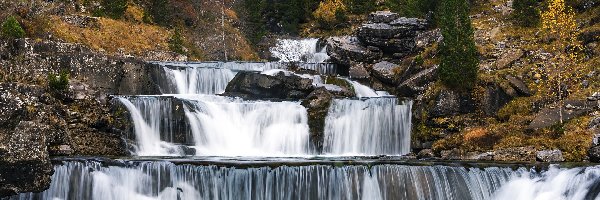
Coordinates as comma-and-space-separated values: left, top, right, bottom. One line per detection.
589, 145, 600, 163
370, 61, 404, 85
505, 75, 532, 97
494, 146, 536, 162
528, 100, 595, 130
0, 121, 53, 197
224, 71, 314, 100
396, 65, 438, 97
368, 11, 400, 23
536, 150, 565, 162
430, 90, 476, 117
349, 63, 370, 80
417, 149, 434, 159
326, 36, 382, 66
302, 88, 334, 152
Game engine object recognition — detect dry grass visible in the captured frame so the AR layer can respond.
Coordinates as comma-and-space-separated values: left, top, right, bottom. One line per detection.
51, 15, 171, 56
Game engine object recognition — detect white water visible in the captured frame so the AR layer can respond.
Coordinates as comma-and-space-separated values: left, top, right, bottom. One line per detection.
179, 95, 311, 156
342, 78, 391, 98
161, 67, 235, 94
117, 97, 184, 156
270, 38, 330, 63
323, 98, 412, 155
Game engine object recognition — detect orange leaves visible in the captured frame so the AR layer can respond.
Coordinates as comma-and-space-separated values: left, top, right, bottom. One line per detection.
313, 0, 347, 25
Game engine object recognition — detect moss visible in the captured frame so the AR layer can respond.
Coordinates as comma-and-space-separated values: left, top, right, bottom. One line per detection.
325, 76, 354, 91
497, 97, 533, 121
1, 16, 25, 39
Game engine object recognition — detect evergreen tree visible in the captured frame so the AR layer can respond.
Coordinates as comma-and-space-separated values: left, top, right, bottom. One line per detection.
513, 0, 540, 27
437, 0, 479, 90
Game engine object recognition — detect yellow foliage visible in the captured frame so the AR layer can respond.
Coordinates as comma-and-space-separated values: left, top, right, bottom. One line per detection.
313, 0, 346, 25
124, 4, 145, 22
51, 16, 171, 56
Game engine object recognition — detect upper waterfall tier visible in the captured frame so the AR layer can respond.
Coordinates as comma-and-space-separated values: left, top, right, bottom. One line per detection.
270, 38, 330, 63
13, 160, 600, 200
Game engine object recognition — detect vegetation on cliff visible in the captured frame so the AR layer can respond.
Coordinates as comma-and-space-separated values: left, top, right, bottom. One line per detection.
1, 16, 25, 39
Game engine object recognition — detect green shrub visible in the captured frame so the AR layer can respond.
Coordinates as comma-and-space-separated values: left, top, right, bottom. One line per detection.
513, 0, 540, 27
48, 70, 70, 91
1, 16, 25, 39
437, 0, 479, 90
146, 0, 170, 26
94, 0, 128, 19
169, 29, 185, 54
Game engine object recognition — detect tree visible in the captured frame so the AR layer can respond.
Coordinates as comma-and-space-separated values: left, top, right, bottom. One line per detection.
537, 0, 584, 123
513, 0, 540, 27
437, 0, 479, 90
313, 0, 347, 28
1, 16, 25, 39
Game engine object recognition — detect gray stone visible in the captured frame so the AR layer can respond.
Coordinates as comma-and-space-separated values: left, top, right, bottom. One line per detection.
224, 71, 314, 100
417, 149, 434, 159
302, 88, 334, 152
396, 65, 438, 97
494, 146, 536, 161
505, 75, 532, 96
495, 49, 523, 69
326, 36, 383, 66
389, 17, 428, 30
349, 63, 370, 80
528, 100, 595, 130
371, 61, 404, 85
481, 83, 513, 116
536, 150, 565, 162
429, 90, 476, 117
368, 11, 400, 23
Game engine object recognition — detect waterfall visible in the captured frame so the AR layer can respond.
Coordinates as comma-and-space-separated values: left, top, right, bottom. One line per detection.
19, 161, 600, 200
117, 97, 184, 156
323, 98, 412, 155
179, 95, 311, 156
160, 66, 235, 94
270, 38, 330, 63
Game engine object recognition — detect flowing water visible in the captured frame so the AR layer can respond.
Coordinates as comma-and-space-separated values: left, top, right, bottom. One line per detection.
10, 39, 600, 199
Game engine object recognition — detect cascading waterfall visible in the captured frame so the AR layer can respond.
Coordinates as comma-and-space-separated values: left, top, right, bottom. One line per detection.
117, 97, 184, 156
323, 98, 412, 155
161, 66, 235, 94
10, 160, 518, 200
270, 38, 330, 63
179, 95, 311, 156
342, 78, 391, 98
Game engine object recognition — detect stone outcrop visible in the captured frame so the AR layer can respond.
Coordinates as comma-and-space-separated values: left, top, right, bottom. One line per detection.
301, 88, 334, 152
357, 17, 427, 55
370, 61, 404, 85
429, 90, 476, 117
493, 146, 537, 162
536, 150, 565, 162
326, 36, 383, 66
528, 100, 596, 130
396, 66, 438, 98
224, 71, 315, 100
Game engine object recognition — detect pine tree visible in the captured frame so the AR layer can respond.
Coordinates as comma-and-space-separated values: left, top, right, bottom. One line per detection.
1, 16, 25, 39
437, 0, 479, 90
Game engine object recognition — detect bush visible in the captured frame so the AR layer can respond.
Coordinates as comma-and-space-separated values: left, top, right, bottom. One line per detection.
313, 0, 347, 28
169, 29, 185, 54
513, 0, 540, 27
1, 16, 25, 39
95, 0, 128, 19
48, 70, 70, 91
437, 0, 479, 90
145, 0, 170, 26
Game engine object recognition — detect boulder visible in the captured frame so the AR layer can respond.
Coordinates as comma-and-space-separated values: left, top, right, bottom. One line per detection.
429, 90, 476, 117
357, 23, 415, 39
301, 88, 334, 152
0, 121, 53, 197
536, 150, 565, 162
396, 65, 438, 97
528, 100, 595, 130
505, 75, 532, 96
480, 83, 513, 116
417, 149, 435, 159
494, 146, 536, 161
370, 61, 404, 85
589, 145, 600, 163
326, 36, 382, 66
494, 49, 523, 69
224, 71, 314, 100
349, 63, 370, 80
415, 29, 442, 51
368, 11, 400, 23
389, 17, 428, 30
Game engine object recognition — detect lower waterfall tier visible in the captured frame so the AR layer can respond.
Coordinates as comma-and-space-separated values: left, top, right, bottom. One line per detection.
12, 160, 600, 200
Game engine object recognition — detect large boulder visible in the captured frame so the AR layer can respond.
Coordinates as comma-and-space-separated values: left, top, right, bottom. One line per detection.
536, 149, 565, 162
505, 75, 532, 96
429, 90, 476, 117
396, 65, 438, 97
326, 36, 383, 66
301, 88, 334, 152
356, 17, 427, 54
480, 82, 513, 116
0, 121, 53, 197
370, 61, 406, 85
494, 146, 537, 161
368, 11, 400, 23
224, 71, 314, 100
528, 100, 596, 130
